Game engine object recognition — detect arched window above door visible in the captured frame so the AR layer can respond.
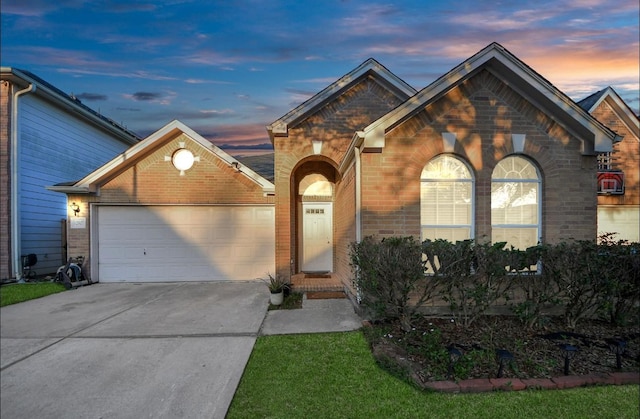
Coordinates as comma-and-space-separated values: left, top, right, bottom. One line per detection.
299, 174, 333, 197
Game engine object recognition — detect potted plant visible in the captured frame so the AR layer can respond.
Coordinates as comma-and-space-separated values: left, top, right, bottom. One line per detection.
263, 273, 288, 306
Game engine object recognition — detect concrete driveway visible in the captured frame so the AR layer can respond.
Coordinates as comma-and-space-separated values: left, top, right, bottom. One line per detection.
1, 282, 269, 419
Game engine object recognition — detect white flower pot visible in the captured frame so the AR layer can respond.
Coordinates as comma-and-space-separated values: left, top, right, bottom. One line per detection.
270, 291, 284, 306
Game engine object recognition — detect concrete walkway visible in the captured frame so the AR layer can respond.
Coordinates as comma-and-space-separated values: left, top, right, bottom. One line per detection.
1, 282, 362, 419
261, 294, 362, 335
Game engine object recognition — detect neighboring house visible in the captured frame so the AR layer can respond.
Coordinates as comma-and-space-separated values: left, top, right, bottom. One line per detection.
1, 68, 140, 280
48, 120, 275, 282
578, 87, 640, 242
267, 42, 619, 292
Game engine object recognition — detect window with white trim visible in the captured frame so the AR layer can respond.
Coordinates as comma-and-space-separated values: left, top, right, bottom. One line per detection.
421, 155, 474, 242
597, 152, 612, 170
491, 156, 541, 250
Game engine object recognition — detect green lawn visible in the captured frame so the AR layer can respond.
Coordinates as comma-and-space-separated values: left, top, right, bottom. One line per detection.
228, 331, 639, 419
0, 282, 67, 307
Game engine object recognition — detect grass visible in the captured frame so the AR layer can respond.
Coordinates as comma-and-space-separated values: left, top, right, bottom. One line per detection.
227, 331, 639, 419
0, 282, 67, 307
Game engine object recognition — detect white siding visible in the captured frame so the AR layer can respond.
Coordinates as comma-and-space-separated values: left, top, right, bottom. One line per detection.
597, 205, 640, 243
18, 94, 132, 274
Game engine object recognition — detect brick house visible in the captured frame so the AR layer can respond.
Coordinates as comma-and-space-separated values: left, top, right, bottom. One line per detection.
578, 87, 640, 242
52, 43, 621, 289
1, 68, 139, 280
267, 42, 619, 293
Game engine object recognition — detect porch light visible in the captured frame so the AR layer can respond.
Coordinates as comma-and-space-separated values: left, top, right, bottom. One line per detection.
70, 202, 80, 216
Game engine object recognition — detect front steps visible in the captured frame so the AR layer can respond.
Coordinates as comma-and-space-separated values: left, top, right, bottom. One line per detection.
290, 272, 345, 298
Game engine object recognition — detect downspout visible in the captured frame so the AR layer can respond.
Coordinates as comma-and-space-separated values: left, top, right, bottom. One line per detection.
355, 146, 362, 243
354, 146, 362, 304
11, 83, 35, 280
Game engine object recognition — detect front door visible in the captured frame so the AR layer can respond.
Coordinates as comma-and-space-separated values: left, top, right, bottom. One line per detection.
302, 202, 333, 272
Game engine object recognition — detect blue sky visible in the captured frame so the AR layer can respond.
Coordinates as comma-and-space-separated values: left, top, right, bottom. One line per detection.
2, 0, 638, 147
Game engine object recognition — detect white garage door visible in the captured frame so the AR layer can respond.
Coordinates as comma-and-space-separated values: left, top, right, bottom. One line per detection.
96, 206, 275, 282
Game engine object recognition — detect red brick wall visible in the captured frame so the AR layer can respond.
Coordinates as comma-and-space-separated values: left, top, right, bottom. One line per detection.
1, 81, 12, 280
274, 76, 407, 280
360, 70, 598, 243
100, 136, 270, 204
591, 100, 639, 206
333, 163, 356, 286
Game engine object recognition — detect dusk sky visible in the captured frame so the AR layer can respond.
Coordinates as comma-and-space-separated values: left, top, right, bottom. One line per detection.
2, 0, 638, 148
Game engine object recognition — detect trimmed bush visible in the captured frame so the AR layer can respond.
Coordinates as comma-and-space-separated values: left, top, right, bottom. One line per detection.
351, 236, 438, 331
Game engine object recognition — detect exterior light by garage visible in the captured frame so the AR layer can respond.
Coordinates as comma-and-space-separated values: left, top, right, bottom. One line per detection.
168, 147, 200, 176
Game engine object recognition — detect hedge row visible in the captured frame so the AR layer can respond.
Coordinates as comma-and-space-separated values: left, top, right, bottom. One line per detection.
350, 235, 639, 331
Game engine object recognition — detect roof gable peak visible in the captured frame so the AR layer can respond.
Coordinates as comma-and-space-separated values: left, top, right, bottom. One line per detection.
267, 58, 416, 140
357, 42, 618, 154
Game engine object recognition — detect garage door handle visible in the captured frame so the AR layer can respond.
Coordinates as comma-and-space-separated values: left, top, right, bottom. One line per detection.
144, 249, 146, 255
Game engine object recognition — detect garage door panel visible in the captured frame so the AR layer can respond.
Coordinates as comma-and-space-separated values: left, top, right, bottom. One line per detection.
97, 206, 274, 282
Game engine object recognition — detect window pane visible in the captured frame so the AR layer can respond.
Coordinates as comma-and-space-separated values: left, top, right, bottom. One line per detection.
492, 156, 538, 180
422, 155, 472, 180
491, 183, 538, 224
422, 182, 471, 225
491, 156, 541, 250
422, 227, 471, 243
421, 155, 474, 242
492, 227, 538, 250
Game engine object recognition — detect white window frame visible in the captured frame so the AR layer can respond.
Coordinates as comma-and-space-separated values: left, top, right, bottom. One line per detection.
491, 155, 542, 251
420, 154, 475, 242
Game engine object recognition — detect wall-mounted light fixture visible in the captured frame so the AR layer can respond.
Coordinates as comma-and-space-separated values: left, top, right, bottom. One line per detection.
70, 202, 80, 216
165, 142, 200, 176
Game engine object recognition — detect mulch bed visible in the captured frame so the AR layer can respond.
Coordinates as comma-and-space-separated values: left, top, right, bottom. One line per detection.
364, 315, 640, 384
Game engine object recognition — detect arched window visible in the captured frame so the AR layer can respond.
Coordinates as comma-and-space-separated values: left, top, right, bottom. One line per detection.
421, 155, 474, 242
491, 156, 541, 249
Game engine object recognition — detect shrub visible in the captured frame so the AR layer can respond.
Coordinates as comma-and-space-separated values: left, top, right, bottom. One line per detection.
422, 239, 514, 327
596, 234, 640, 326
510, 244, 563, 329
350, 236, 438, 331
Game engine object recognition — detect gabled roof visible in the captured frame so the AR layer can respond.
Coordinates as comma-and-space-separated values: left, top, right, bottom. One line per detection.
578, 87, 640, 140
1, 67, 140, 145
48, 120, 275, 194
267, 58, 417, 141
354, 42, 620, 155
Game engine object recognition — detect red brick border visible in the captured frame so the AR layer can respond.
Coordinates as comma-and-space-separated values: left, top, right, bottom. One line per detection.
423, 372, 639, 393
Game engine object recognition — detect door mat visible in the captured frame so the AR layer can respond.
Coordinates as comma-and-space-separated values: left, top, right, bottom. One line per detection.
304, 273, 332, 278
306, 291, 345, 299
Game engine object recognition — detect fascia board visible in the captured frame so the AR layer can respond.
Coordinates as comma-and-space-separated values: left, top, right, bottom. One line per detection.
339, 131, 366, 173
72, 120, 183, 188
602, 89, 640, 140
45, 185, 91, 194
